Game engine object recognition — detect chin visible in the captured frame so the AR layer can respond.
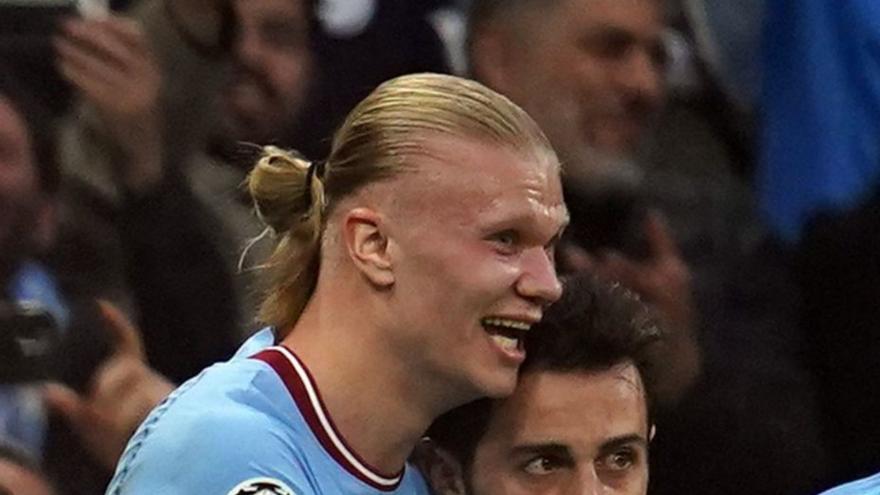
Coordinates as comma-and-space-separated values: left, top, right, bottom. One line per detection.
475, 370, 519, 400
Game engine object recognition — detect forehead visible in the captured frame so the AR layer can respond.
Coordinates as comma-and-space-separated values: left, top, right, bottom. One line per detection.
480, 365, 648, 451
391, 134, 565, 223
548, 0, 664, 38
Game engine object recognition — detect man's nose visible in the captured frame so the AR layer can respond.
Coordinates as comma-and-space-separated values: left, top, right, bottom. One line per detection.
619, 46, 664, 109
570, 465, 604, 495
236, 30, 266, 69
516, 247, 563, 306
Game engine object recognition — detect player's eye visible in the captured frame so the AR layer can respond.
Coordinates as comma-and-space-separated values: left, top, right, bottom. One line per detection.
598, 448, 637, 472
522, 456, 556, 475
489, 230, 520, 253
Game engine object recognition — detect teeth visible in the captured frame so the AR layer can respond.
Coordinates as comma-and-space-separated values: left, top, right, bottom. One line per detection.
481, 318, 532, 331
491, 334, 519, 352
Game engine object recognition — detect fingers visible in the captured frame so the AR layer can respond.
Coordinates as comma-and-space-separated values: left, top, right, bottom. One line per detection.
594, 250, 651, 294
55, 37, 119, 99
44, 382, 129, 470
643, 210, 681, 260
57, 17, 146, 72
92, 16, 147, 53
557, 243, 595, 272
98, 300, 145, 359
89, 356, 143, 408
53, 16, 153, 100
43, 382, 88, 427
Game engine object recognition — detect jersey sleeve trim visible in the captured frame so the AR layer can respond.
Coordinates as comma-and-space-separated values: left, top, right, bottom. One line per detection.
251, 346, 404, 492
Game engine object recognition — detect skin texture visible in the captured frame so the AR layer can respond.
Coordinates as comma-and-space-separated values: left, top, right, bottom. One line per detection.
425, 364, 650, 495
474, 0, 700, 405
225, 0, 313, 143
474, 0, 666, 162
468, 365, 650, 495
377, 135, 568, 401
284, 134, 568, 474
0, 460, 55, 495
0, 97, 45, 287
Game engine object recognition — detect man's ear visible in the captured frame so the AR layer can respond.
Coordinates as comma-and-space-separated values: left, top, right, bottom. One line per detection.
412, 439, 468, 495
342, 207, 395, 287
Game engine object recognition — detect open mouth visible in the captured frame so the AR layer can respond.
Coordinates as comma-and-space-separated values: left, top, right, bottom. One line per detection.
481, 317, 531, 354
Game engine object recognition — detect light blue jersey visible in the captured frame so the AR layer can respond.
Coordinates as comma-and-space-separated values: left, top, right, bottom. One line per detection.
822, 472, 880, 495
106, 329, 430, 495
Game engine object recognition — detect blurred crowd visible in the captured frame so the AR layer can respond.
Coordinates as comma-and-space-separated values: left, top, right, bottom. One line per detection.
1, 0, 879, 493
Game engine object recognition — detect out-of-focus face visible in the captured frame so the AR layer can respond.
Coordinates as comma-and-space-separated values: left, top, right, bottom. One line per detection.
0, 97, 40, 285
467, 364, 650, 495
0, 459, 55, 495
480, 0, 666, 162
225, 0, 313, 143
383, 135, 567, 402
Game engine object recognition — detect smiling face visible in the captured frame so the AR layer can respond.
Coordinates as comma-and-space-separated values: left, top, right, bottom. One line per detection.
468, 364, 650, 495
478, 0, 665, 161
382, 134, 567, 402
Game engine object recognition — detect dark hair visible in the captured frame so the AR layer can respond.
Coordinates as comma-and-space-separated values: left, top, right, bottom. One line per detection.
427, 273, 662, 469
0, 62, 60, 195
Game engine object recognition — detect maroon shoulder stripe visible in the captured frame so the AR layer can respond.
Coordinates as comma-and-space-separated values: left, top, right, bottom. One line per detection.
252, 346, 404, 491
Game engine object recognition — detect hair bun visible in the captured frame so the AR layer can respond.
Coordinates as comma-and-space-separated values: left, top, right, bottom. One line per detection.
247, 146, 313, 234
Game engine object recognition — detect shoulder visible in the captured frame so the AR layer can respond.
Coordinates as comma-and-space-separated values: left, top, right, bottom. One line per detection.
107, 359, 312, 494
397, 464, 432, 495
821, 472, 880, 495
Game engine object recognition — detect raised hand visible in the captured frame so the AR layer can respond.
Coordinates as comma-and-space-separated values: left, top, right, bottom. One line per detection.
561, 211, 701, 405
54, 15, 163, 193
43, 301, 173, 470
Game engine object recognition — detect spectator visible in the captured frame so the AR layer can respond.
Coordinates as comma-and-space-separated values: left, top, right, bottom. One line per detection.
0, 62, 64, 460
0, 63, 130, 495
52, 0, 318, 382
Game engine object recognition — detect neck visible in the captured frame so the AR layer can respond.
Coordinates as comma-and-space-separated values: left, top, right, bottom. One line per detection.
279, 291, 444, 474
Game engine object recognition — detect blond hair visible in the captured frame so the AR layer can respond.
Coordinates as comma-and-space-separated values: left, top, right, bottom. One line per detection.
247, 73, 555, 333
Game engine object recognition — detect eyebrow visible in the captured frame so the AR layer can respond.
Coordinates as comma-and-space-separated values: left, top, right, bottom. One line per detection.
581, 23, 662, 48
510, 442, 574, 459
598, 434, 648, 453
482, 206, 569, 238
